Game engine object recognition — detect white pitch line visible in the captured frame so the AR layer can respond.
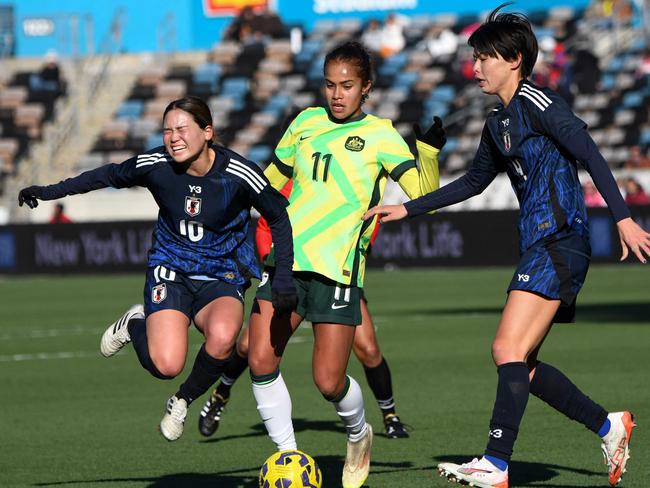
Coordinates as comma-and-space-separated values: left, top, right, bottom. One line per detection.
0, 327, 104, 341
0, 351, 100, 362
0, 336, 310, 362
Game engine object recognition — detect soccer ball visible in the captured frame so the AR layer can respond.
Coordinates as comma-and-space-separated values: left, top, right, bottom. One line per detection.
259, 449, 322, 488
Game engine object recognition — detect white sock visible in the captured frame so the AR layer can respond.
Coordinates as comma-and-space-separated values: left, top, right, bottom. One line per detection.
252, 372, 297, 450
333, 375, 367, 442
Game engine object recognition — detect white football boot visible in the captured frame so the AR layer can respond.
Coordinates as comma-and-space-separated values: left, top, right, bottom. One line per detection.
342, 423, 373, 488
438, 456, 509, 488
100, 304, 144, 357
160, 395, 188, 441
601, 411, 635, 486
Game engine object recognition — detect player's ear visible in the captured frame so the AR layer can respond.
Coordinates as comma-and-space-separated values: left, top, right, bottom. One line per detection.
510, 53, 523, 73
204, 124, 214, 142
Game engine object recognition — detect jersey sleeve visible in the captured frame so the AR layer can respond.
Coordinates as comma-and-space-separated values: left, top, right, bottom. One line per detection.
404, 125, 499, 217
377, 125, 440, 202
37, 154, 145, 201
255, 216, 272, 262
265, 115, 300, 190
529, 90, 630, 222
230, 157, 294, 288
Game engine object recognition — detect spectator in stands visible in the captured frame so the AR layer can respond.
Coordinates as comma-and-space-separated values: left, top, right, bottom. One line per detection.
622, 176, 650, 205
421, 25, 459, 61
48, 203, 72, 224
30, 49, 65, 96
584, 0, 634, 28
252, 6, 286, 39
623, 145, 650, 169
379, 13, 406, 58
583, 181, 606, 207
571, 46, 601, 94
361, 19, 383, 54
635, 47, 650, 79
223, 6, 258, 43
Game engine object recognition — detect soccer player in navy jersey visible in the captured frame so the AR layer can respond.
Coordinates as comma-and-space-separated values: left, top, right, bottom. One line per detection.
18, 96, 296, 442
364, 4, 649, 487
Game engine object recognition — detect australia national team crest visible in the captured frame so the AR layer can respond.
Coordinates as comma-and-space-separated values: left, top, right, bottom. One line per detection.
502, 130, 511, 152
152, 283, 167, 304
185, 196, 202, 217
345, 136, 365, 152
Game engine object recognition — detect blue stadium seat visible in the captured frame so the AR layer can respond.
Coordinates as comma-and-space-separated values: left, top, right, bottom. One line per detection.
193, 62, 222, 93
378, 52, 407, 77
393, 71, 419, 90
622, 91, 643, 108
247, 145, 272, 164
264, 94, 291, 114
221, 77, 250, 97
428, 85, 456, 103
146, 132, 163, 149
116, 100, 144, 121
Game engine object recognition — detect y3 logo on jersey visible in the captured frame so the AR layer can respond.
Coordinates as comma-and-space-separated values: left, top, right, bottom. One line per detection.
188, 185, 202, 194
517, 273, 530, 282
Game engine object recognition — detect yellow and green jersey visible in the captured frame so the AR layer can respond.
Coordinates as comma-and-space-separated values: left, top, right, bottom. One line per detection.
265, 107, 439, 286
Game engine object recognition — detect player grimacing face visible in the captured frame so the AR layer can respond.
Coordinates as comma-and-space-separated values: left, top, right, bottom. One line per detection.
473, 50, 523, 104
324, 60, 371, 120
163, 108, 213, 165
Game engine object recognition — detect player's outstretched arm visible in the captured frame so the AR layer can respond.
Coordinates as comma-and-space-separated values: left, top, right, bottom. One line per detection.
616, 217, 650, 263
363, 204, 407, 224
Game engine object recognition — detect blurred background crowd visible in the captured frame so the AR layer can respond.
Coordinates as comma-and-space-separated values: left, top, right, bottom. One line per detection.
0, 0, 649, 223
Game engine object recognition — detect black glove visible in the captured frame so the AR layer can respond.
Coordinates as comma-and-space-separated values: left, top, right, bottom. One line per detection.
414, 116, 447, 150
18, 186, 44, 209
271, 287, 298, 317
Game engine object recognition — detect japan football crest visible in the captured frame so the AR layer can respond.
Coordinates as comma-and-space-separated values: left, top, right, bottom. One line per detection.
502, 130, 511, 152
185, 196, 202, 217
152, 283, 167, 304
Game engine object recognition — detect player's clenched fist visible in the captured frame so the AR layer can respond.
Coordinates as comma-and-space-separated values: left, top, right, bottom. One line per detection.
18, 186, 44, 209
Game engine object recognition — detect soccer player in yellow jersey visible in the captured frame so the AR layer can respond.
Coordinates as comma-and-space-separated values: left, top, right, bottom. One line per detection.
247, 41, 445, 488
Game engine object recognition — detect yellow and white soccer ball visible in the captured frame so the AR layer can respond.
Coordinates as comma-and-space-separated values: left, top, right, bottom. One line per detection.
259, 449, 322, 488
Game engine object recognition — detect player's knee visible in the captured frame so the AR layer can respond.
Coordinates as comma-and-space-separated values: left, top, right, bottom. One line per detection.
313, 372, 345, 399
248, 352, 274, 376
204, 333, 236, 359
491, 338, 525, 365
150, 353, 184, 378
354, 343, 381, 367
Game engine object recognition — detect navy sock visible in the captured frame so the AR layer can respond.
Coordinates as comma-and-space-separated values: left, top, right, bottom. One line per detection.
177, 344, 228, 405
128, 318, 174, 380
485, 455, 508, 471
529, 362, 608, 434
485, 361, 530, 462
598, 418, 611, 437
216, 350, 249, 398
363, 357, 396, 416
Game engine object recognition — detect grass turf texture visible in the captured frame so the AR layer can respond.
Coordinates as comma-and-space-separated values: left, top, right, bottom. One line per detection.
1, 265, 648, 487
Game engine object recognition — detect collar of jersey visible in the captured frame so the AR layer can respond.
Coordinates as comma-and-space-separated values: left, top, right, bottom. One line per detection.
326, 109, 367, 124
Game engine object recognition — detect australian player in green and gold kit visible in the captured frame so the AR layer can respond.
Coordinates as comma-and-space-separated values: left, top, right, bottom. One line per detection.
247, 41, 446, 488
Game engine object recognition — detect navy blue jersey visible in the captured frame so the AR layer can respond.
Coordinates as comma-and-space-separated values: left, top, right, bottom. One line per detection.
405, 80, 629, 253
38, 145, 293, 286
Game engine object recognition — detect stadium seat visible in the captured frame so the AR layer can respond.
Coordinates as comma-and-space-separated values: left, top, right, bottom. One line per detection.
115, 100, 144, 121
247, 144, 272, 164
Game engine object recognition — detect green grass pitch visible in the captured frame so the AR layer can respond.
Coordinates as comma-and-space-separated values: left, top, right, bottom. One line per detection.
1, 265, 648, 487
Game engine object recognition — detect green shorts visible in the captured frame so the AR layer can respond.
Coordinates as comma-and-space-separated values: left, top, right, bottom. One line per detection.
256, 268, 361, 326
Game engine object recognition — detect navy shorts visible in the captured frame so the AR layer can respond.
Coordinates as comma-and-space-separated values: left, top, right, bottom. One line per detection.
508, 229, 591, 323
144, 265, 245, 320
